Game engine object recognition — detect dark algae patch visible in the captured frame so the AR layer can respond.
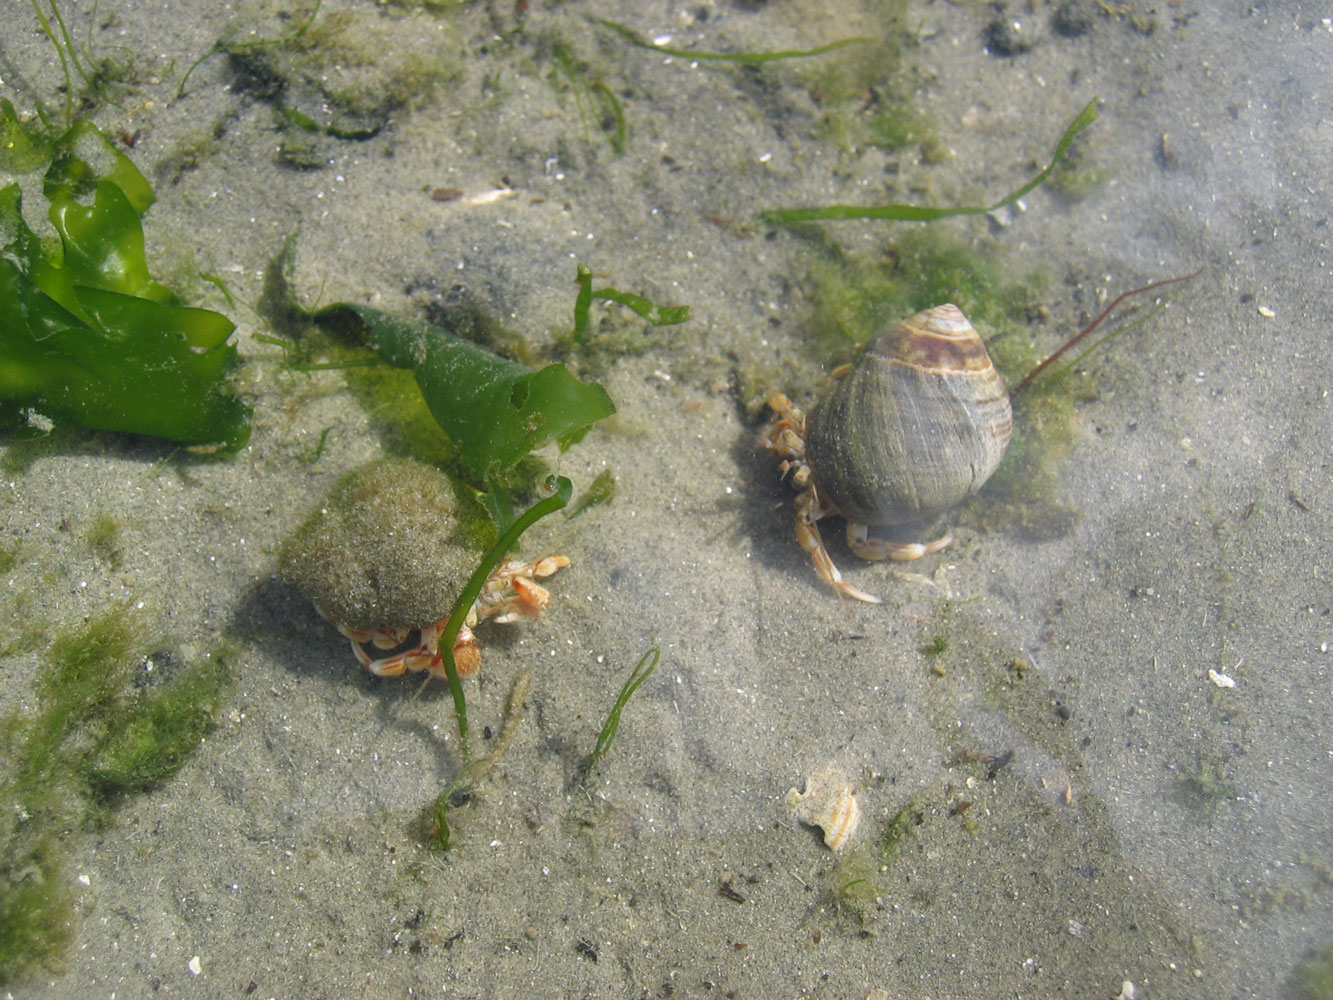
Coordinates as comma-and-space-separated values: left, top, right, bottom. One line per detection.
81, 652, 232, 800
183, 1, 465, 142
0, 606, 233, 984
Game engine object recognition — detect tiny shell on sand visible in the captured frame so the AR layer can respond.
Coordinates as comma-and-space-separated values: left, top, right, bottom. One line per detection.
786, 767, 860, 852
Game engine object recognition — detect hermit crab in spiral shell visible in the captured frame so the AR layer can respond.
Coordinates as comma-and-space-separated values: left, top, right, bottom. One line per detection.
763, 304, 1011, 604
279, 458, 567, 680
762, 274, 1200, 603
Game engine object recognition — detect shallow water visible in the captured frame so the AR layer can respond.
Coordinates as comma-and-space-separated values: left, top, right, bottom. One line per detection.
2, 1, 1330, 997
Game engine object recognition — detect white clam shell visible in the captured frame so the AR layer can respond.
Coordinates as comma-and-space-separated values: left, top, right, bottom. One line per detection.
786, 767, 860, 852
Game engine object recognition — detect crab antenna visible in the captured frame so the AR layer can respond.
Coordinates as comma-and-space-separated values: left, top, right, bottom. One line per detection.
1009, 268, 1202, 400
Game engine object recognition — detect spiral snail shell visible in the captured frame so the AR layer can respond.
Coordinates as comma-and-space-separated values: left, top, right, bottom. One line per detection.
806, 304, 1012, 526
763, 304, 1011, 603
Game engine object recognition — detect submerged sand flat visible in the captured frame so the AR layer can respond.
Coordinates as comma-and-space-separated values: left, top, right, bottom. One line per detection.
1, 2, 1329, 997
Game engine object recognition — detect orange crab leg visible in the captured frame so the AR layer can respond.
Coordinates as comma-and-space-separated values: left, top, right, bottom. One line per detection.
313, 553, 567, 681
477, 555, 569, 623
761, 393, 807, 460
846, 523, 953, 562
346, 621, 483, 679
794, 488, 882, 605
346, 620, 437, 677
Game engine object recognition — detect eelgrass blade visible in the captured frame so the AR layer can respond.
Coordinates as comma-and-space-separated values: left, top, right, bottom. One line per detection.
598, 19, 874, 64
591, 645, 659, 763
759, 100, 1099, 226
436, 477, 573, 749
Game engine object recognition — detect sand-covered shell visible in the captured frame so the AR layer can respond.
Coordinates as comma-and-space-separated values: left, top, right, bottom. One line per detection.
805, 304, 1012, 526
279, 458, 481, 630
786, 767, 860, 852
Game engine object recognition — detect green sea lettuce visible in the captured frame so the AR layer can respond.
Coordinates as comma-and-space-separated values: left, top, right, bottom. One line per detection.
0, 101, 250, 450
313, 302, 615, 478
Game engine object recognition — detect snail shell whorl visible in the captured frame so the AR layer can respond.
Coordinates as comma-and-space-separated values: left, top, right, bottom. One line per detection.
805, 304, 1012, 527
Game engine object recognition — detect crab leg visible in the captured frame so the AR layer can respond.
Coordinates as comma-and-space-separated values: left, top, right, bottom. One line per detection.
761, 393, 807, 461
342, 620, 437, 677
846, 524, 953, 562
794, 488, 882, 605
311, 553, 567, 682
476, 555, 570, 624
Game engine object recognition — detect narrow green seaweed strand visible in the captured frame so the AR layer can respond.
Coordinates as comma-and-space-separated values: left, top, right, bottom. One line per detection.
759, 99, 1099, 226
592, 645, 659, 761
589, 81, 627, 154
599, 19, 874, 64
572, 265, 690, 342
437, 476, 573, 748
573, 265, 595, 339
31, 1, 73, 125
46, 0, 93, 96
177, 0, 322, 98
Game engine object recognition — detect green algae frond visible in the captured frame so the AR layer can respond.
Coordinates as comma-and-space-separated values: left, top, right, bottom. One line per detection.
0, 102, 250, 450
263, 236, 615, 482
570, 263, 690, 342
314, 302, 616, 480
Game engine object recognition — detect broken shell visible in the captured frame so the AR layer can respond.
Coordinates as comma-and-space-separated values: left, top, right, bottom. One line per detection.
786, 767, 860, 852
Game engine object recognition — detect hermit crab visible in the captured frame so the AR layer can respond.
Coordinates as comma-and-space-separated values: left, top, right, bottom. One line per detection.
279, 458, 567, 679
763, 304, 1011, 604
763, 272, 1200, 602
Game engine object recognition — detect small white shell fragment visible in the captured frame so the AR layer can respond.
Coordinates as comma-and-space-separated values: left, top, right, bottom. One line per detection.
1113, 981, 1136, 1000
463, 187, 517, 207
1207, 668, 1237, 688
786, 767, 860, 852
1257, 305, 1275, 318
187, 955, 203, 976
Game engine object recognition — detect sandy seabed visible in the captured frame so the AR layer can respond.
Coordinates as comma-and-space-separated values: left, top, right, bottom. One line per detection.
2, 1, 1330, 997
